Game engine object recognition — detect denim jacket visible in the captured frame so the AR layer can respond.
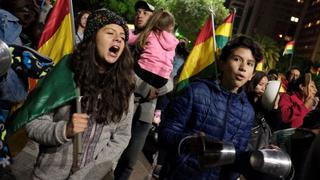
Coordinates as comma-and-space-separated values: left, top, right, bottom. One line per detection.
0, 9, 22, 45
0, 68, 27, 103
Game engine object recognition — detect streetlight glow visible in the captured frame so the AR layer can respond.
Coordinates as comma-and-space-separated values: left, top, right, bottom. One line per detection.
290, 16, 299, 23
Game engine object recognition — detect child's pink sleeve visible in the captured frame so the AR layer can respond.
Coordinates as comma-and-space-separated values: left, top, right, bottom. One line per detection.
128, 30, 139, 45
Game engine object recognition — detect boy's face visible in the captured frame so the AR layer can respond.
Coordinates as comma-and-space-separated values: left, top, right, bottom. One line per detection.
220, 47, 256, 93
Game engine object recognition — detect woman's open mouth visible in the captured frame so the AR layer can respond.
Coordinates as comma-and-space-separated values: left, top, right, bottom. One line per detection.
109, 45, 120, 57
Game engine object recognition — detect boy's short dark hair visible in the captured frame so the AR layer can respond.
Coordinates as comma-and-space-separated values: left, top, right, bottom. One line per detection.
220, 36, 263, 66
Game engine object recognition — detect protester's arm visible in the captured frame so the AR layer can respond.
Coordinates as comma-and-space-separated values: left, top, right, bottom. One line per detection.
279, 93, 295, 124
135, 75, 174, 99
26, 110, 70, 146
279, 93, 310, 127
134, 74, 152, 98
157, 77, 174, 96
128, 30, 138, 45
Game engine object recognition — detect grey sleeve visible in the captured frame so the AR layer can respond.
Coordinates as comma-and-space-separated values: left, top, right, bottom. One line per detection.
135, 73, 174, 98
158, 77, 174, 96
134, 74, 152, 98
69, 94, 134, 180
26, 112, 70, 146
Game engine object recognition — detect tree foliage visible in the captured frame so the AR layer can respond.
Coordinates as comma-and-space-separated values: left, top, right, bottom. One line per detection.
101, 0, 136, 23
74, 0, 228, 43
254, 34, 281, 71
170, 0, 228, 42
276, 55, 312, 74
147, 0, 172, 10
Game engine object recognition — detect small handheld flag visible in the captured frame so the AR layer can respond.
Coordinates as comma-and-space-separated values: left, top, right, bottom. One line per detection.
283, 41, 295, 56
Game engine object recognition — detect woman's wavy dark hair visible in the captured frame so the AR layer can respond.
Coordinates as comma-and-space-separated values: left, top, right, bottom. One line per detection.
245, 71, 268, 104
71, 33, 135, 124
287, 75, 305, 94
75, 10, 91, 29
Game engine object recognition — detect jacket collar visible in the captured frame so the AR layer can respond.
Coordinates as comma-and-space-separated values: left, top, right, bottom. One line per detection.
0, 9, 19, 22
198, 78, 248, 103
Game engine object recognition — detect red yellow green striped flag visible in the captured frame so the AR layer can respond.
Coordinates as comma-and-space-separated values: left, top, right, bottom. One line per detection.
176, 16, 215, 91
38, 0, 74, 64
215, 12, 234, 49
283, 41, 294, 56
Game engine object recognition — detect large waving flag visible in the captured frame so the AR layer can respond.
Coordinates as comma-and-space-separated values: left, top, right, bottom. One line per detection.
38, 0, 75, 64
215, 12, 235, 49
283, 41, 294, 56
176, 16, 215, 91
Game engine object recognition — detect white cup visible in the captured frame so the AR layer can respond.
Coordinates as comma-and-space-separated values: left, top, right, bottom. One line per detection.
261, 80, 281, 111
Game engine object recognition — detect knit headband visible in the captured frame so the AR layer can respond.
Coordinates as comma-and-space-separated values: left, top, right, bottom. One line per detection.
84, 9, 129, 42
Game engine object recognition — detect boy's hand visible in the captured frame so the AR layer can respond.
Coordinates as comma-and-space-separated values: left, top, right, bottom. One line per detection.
66, 113, 89, 138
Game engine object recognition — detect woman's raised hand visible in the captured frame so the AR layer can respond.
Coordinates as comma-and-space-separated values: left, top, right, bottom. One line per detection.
66, 113, 89, 138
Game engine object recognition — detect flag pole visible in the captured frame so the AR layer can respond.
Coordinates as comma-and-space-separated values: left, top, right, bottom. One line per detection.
230, 8, 236, 38
288, 40, 295, 70
288, 52, 294, 70
69, 0, 76, 47
69, 0, 81, 171
209, 6, 218, 80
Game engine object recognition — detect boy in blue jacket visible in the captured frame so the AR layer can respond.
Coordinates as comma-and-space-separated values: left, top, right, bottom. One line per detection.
159, 35, 263, 180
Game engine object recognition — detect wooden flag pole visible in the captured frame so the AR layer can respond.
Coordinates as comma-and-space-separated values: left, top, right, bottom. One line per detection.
68, 0, 81, 172
72, 87, 82, 172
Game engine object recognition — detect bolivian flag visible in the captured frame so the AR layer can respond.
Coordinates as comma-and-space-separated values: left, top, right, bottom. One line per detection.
283, 41, 294, 56
176, 16, 215, 91
38, 0, 74, 64
215, 12, 234, 49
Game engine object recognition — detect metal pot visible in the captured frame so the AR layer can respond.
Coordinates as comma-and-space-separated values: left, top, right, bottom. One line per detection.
250, 148, 292, 178
0, 40, 11, 76
199, 140, 236, 168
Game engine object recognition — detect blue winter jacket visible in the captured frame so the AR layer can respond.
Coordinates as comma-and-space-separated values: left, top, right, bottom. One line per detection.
159, 78, 255, 180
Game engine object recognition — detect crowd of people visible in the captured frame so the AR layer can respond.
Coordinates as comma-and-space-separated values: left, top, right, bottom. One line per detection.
0, 0, 320, 180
